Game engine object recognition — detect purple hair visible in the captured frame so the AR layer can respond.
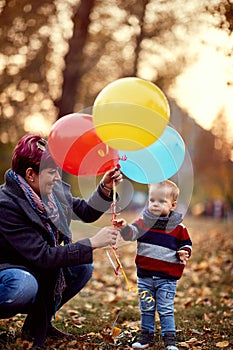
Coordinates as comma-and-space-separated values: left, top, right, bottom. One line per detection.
11, 134, 57, 177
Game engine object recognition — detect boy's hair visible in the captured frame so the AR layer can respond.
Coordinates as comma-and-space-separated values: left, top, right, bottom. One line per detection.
149, 180, 180, 201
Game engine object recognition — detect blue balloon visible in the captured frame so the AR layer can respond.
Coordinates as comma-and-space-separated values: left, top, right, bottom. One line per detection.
119, 126, 185, 184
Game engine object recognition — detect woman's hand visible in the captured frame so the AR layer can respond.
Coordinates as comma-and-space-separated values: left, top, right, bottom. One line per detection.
90, 226, 119, 249
101, 167, 123, 190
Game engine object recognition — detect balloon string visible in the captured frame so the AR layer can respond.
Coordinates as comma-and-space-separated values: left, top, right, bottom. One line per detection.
112, 179, 117, 220
111, 247, 131, 291
105, 179, 131, 291
105, 248, 117, 271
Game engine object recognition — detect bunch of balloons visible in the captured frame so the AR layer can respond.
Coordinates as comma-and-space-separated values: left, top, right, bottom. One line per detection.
48, 77, 185, 184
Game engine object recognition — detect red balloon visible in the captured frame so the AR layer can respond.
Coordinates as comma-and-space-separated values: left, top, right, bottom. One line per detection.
48, 113, 119, 176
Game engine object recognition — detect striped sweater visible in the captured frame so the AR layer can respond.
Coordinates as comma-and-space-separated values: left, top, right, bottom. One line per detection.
120, 209, 192, 280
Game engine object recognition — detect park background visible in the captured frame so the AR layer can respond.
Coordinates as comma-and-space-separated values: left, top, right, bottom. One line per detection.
1, 0, 233, 215
0, 1, 233, 349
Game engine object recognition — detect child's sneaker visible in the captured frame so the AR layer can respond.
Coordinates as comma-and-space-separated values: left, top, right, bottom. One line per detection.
162, 332, 178, 350
132, 329, 154, 349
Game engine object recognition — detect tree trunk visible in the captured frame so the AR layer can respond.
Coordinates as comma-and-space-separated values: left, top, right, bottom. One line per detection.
132, 0, 150, 76
55, 0, 96, 118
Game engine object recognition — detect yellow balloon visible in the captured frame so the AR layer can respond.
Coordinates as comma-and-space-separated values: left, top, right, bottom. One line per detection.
93, 77, 170, 151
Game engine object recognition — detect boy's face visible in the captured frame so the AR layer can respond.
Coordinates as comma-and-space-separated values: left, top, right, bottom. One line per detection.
148, 185, 177, 217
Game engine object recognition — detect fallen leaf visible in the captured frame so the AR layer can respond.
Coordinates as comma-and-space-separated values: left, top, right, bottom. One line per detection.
186, 337, 198, 343
112, 326, 121, 337
216, 341, 230, 348
204, 313, 211, 322
178, 341, 190, 348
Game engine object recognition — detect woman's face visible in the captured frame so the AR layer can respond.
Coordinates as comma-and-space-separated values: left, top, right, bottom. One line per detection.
27, 167, 61, 196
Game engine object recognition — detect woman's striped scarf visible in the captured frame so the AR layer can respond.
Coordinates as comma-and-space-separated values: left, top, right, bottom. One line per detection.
9, 169, 70, 312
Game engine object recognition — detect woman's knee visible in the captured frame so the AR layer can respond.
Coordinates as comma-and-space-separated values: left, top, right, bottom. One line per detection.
0, 269, 38, 313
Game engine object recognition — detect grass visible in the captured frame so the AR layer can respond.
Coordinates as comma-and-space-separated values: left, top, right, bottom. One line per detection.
0, 215, 233, 349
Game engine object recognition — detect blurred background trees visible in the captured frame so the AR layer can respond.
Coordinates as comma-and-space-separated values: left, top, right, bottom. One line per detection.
0, 0, 232, 211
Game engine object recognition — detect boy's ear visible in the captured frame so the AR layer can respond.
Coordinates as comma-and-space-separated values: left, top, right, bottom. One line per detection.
171, 200, 177, 211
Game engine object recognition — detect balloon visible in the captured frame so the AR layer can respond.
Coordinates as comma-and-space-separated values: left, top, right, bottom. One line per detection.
48, 113, 119, 176
118, 126, 185, 184
93, 77, 170, 151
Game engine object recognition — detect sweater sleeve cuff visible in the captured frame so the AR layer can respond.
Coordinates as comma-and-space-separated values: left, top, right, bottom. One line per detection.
97, 184, 118, 201
120, 225, 131, 240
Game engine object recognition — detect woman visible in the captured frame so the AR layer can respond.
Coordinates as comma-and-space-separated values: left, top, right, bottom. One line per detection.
0, 134, 122, 348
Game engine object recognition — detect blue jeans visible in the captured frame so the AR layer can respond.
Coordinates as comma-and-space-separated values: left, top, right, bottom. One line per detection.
0, 264, 94, 320
137, 276, 177, 336
0, 269, 38, 318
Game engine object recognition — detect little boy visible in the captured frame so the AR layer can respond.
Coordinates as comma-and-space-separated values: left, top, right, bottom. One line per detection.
114, 180, 192, 350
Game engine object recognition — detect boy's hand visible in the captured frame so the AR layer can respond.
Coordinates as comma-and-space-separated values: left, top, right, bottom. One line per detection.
112, 218, 127, 228
177, 249, 190, 265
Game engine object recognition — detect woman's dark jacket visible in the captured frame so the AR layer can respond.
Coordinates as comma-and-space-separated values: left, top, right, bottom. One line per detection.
0, 169, 113, 346
0, 170, 113, 272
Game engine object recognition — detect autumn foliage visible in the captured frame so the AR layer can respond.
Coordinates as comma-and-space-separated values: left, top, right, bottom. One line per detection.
0, 216, 232, 349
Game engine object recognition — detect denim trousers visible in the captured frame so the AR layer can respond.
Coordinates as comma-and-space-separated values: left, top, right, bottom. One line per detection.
137, 276, 177, 336
0, 264, 94, 320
